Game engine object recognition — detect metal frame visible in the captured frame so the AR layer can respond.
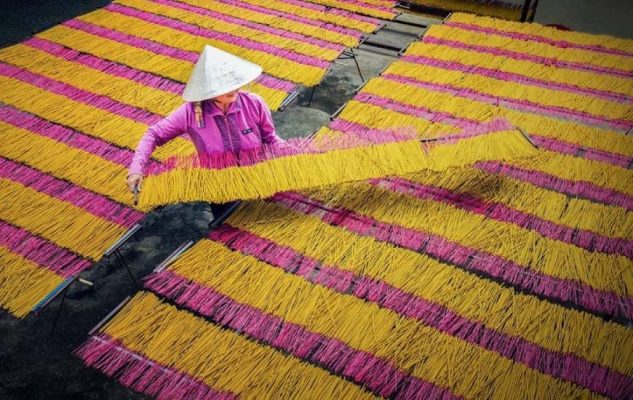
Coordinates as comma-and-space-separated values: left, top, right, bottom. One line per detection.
103, 224, 142, 257
398, 41, 413, 56
372, 22, 387, 34
103, 224, 143, 289
418, 129, 538, 148
88, 296, 131, 336
390, 11, 429, 29
304, 86, 318, 108
520, 0, 539, 22
362, 40, 403, 52
31, 277, 77, 315
32, 275, 94, 336
516, 127, 539, 148
209, 201, 242, 230
153, 241, 195, 273
278, 90, 301, 111
301, 64, 333, 108
330, 102, 347, 121
275, 193, 335, 215
396, 1, 451, 19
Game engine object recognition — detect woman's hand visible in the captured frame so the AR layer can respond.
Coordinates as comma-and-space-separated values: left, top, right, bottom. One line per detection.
126, 173, 143, 193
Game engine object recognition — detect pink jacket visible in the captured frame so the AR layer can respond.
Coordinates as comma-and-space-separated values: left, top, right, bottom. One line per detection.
129, 91, 282, 175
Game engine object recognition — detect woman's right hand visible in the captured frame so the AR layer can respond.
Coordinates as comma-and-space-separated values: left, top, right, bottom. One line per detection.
126, 173, 143, 193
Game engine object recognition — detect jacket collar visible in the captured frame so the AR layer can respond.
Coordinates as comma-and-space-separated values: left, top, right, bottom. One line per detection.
205, 94, 242, 117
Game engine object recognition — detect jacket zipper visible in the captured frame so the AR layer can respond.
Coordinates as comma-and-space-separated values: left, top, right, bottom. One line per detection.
224, 115, 234, 150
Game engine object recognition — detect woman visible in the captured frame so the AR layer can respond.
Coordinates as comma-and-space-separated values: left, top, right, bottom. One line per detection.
127, 45, 283, 217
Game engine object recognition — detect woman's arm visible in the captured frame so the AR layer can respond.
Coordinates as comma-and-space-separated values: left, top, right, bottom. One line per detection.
128, 103, 190, 176
127, 103, 190, 193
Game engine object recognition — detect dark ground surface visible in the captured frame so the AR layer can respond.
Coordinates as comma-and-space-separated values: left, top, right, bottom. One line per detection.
0, 0, 111, 48
0, 2, 427, 398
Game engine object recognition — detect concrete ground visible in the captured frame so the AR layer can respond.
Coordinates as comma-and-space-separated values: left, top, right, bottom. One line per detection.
534, 0, 633, 39
0, 1, 631, 399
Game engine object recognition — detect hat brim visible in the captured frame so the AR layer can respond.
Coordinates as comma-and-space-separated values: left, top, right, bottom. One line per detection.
182, 67, 262, 102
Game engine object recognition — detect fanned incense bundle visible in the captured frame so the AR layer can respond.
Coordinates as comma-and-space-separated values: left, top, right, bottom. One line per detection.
139, 129, 424, 208
323, 117, 539, 168
138, 120, 537, 208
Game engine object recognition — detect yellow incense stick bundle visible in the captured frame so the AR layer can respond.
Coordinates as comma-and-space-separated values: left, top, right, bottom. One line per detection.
139, 129, 424, 209
322, 118, 539, 170
418, 119, 539, 170
138, 119, 536, 208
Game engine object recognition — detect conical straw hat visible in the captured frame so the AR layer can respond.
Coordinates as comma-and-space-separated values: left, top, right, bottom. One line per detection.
182, 45, 263, 102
